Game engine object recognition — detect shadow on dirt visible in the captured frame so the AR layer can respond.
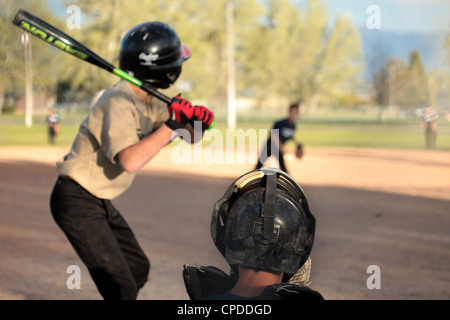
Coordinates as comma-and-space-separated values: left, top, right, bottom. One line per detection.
1, 162, 448, 299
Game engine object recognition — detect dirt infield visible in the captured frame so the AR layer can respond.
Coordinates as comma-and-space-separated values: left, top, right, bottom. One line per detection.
0, 145, 449, 300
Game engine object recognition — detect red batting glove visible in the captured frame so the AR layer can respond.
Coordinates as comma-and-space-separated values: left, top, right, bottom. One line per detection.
192, 105, 215, 130
165, 96, 195, 130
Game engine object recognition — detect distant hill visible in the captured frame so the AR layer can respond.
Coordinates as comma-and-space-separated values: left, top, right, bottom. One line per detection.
359, 27, 447, 79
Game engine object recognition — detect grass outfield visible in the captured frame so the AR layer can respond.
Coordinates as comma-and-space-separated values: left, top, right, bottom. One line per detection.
0, 123, 80, 146
1, 114, 449, 150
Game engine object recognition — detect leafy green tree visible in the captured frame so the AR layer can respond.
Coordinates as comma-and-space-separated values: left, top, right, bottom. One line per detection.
2, 0, 364, 114
0, 0, 59, 112
310, 14, 363, 108
60, 0, 148, 99
61, 0, 263, 105
239, 0, 362, 110
441, 28, 450, 106
373, 50, 435, 119
401, 50, 428, 108
385, 51, 428, 109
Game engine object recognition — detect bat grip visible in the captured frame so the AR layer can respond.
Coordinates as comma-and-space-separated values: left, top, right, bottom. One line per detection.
140, 82, 215, 129
115, 70, 215, 129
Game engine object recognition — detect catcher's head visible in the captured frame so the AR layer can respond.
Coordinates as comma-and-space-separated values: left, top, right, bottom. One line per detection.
211, 168, 316, 278
118, 21, 191, 89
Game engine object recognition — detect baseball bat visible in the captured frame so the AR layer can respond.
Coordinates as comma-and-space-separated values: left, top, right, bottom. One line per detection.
12, 9, 215, 129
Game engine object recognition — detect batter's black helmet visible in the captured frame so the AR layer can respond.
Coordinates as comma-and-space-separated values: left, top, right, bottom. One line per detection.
211, 168, 316, 277
118, 21, 191, 89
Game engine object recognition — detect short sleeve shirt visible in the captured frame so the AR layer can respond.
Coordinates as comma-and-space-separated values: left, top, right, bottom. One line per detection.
47, 113, 59, 125
273, 119, 296, 144
423, 112, 438, 124
56, 80, 169, 199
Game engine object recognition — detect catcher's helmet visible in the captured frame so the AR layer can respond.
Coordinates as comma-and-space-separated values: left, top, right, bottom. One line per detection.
118, 21, 191, 89
211, 168, 316, 277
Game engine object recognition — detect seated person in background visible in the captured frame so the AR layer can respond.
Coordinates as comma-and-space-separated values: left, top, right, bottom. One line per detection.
183, 168, 323, 300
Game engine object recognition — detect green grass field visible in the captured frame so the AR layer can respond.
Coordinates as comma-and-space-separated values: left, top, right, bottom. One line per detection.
1, 113, 449, 150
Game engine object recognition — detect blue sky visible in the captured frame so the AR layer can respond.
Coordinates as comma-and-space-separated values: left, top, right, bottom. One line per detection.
313, 0, 449, 33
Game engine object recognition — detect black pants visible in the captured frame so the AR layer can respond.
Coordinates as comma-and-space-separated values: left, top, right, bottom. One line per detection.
50, 177, 150, 300
425, 125, 436, 149
255, 139, 288, 173
48, 127, 57, 145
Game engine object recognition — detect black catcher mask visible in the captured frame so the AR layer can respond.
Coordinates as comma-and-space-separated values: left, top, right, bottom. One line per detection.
211, 168, 316, 277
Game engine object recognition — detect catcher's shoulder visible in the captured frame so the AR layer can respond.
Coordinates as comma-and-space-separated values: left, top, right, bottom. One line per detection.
262, 283, 324, 300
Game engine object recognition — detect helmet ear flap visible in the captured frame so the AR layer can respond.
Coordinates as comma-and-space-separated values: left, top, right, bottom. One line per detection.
181, 44, 192, 60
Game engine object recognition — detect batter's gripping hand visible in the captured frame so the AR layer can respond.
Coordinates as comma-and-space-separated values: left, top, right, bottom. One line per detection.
192, 105, 215, 131
166, 96, 195, 130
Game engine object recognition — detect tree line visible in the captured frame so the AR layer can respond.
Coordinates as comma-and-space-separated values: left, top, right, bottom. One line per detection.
0, 0, 448, 117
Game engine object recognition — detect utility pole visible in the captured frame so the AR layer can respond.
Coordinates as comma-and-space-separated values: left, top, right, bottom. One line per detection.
226, 1, 236, 130
22, 32, 33, 128
388, 62, 395, 119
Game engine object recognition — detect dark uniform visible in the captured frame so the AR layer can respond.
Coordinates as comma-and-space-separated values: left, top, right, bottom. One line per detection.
256, 118, 296, 173
421, 108, 438, 149
46, 110, 60, 145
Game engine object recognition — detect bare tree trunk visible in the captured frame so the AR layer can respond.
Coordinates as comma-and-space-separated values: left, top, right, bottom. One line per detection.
308, 93, 322, 112
0, 88, 4, 115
